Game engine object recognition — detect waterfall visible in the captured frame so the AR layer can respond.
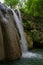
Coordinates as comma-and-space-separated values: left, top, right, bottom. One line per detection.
11, 9, 42, 58
11, 9, 28, 52
0, 2, 42, 60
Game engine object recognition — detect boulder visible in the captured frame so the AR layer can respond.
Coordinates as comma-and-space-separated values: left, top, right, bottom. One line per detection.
0, 3, 22, 61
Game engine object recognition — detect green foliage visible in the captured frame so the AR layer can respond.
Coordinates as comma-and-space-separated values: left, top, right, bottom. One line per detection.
25, 0, 43, 17
30, 29, 41, 41
4, 0, 19, 8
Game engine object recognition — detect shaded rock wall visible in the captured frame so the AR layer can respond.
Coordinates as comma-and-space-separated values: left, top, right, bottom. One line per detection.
0, 3, 22, 60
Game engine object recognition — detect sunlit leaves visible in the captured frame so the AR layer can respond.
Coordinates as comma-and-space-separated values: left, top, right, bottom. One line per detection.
25, 0, 43, 17
4, 0, 19, 8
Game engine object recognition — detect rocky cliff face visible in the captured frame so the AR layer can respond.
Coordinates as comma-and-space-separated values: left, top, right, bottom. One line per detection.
0, 3, 22, 60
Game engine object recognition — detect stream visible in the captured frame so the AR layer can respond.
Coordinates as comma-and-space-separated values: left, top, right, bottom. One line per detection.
0, 49, 43, 65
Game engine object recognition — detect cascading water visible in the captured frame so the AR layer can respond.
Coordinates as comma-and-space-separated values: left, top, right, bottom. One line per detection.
11, 9, 42, 58
11, 9, 28, 52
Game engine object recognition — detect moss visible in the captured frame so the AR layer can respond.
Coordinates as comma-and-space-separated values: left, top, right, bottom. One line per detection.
26, 34, 33, 49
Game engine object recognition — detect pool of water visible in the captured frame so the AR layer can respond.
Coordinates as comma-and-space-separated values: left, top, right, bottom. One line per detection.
0, 49, 43, 65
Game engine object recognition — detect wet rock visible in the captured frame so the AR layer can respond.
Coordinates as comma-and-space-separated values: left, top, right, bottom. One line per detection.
0, 3, 22, 60
0, 25, 5, 60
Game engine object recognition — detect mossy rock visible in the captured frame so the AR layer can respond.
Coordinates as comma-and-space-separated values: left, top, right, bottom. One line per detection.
26, 34, 33, 49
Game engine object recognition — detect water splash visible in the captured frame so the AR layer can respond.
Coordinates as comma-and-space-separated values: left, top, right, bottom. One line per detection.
22, 52, 43, 58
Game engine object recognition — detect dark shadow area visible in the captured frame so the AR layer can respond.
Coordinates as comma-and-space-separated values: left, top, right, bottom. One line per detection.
33, 42, 43, 49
